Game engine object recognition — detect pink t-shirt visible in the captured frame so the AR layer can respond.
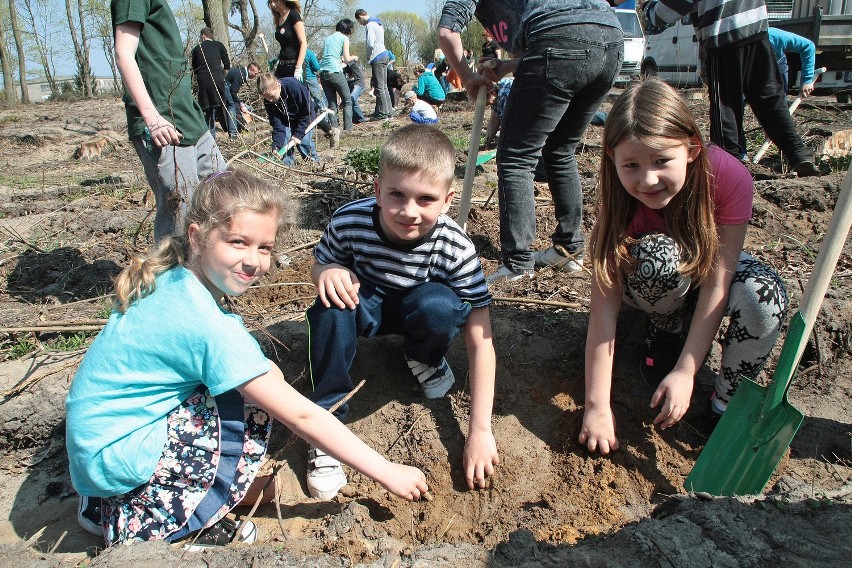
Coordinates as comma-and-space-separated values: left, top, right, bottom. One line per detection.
627, 145, 754, 237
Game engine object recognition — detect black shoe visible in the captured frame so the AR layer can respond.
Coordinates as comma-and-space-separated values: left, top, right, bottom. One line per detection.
793, 161, 821, 177
181, 517, 257, 551
639, 323, 686, 389
78, 496, 103, 536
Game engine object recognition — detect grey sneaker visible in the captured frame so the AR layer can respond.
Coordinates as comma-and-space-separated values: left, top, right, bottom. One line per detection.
406, 356, 455, 398
534, 245, 584, 272
78, 496, 103, 536
485, 265, 534, 284
307, 446, 347, 500
181, 517, 257, 551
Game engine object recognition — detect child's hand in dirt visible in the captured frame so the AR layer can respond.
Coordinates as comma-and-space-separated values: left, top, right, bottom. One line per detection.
377, 462, 429, 501
651, 370, 693, 429
463, 430, 499, 490
579, 404, 620, 454
315, 265, 360, 309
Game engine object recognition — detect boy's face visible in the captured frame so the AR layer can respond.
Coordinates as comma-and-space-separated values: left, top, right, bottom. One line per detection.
374, 169, 453, 244
261, 82, 281, 103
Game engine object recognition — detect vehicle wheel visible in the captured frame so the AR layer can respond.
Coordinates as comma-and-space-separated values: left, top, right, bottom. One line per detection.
641, 59, 658, 78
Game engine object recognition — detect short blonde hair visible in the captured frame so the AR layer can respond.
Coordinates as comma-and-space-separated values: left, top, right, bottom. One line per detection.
379, 124, 455, 189
256, 72, 279, 96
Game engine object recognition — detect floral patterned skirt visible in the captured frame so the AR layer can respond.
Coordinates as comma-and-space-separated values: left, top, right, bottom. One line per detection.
102, 386, 271, 545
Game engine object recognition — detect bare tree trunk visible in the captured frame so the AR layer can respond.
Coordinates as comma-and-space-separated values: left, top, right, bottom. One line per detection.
21, 0, 57, 97
0, 16, 16, 104
202, 0, 230, 56
9, 0, 29, 103
232, 0, 260, 57
77, 0, 93, 96
65, 0, 92, 97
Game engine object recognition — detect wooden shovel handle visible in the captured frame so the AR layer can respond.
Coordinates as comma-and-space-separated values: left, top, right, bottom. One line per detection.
456, 85, 488, 231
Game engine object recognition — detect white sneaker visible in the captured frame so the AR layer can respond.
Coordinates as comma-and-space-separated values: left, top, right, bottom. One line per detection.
329, 127, 340, 148
406, 356, 455, 398
78, 496, 103, 536
534, 245, 584, 272
485, 265, 534, 284
307, 446, 347, 500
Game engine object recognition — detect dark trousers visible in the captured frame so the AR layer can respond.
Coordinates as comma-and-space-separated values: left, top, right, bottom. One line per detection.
306, 281, 471, 420
707, 34, 809, 165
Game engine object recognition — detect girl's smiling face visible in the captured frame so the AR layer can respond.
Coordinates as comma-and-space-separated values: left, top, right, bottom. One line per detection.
609, 136, 700, 210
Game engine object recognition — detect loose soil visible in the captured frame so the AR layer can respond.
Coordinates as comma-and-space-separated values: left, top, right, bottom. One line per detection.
0, 91, 849, 567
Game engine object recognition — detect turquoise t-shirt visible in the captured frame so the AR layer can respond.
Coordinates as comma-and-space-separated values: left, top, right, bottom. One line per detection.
415, 73, 446, 102
65, 266, 271, 497
320, 32, 346, 74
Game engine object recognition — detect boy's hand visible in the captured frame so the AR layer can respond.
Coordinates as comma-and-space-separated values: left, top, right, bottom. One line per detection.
651, 370, 693, 429
463, 430, 499, 489
146, 115, 182, 148
315, 265, 360, 309
377, 462, 430, 501
579, 404, 620, 454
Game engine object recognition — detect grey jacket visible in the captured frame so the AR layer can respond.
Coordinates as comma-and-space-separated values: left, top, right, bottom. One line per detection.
643, 0, 768, 51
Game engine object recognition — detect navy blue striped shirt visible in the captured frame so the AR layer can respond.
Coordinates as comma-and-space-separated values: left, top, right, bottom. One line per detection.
314, 198, 492, 308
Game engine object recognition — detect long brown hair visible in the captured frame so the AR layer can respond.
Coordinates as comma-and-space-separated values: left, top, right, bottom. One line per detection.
113, 169, 291, 312
269, 0, 302, 27
591, 78, 716, 289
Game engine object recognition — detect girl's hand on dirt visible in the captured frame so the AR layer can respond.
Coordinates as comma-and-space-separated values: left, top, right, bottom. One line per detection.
378, 463, 429, 501
463, 430, 499, 490
316, 266, 360, 309
579, 405, 620, 454
651, 371, 693, 429
146, 115, 182, 148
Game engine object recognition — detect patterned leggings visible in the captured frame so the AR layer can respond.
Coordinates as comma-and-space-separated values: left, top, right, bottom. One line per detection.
623, 233, 788, 403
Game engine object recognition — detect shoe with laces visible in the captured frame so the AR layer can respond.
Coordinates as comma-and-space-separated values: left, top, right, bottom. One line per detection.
639, 323, 686, 389
406, 356, 456, 398
486, 265, 534, 284
306, 446, 347, 500
534, 245, 584, 272
181, 517, 257, 551
793, 160, 821, 177
78, 496, 103, 536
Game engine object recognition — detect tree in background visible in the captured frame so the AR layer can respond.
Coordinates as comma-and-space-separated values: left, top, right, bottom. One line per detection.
64, 0, 92, 97
0, 11, 16, 104
9, 0, 29, 102
202, 0, 229, 56
378, 10, 427, 67
88, 0, 121, 93
20, 0, 58, 98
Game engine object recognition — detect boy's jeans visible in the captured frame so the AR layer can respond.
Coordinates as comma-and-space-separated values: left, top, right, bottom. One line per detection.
350, 83, 366, 123
306, 281, 471, 420
223, 82, 239, 136
279, 126, 317, 166
497, 24, 623, 272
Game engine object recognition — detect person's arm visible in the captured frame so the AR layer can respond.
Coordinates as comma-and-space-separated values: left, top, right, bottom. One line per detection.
794, 36, 817, 96
437, 26, 491, 102
290, 83, 312, 141
461, 307, 499, 489
239, 363, 428, 500
265, 101, 288, 152
579, 272, 623, 454
114, 22, 182, 148
311, 261, 361, 309
650, 223, 747, 428
220, 41, 231, 71
643, 0, 693, 33
293, 19, 307, 79
342, 36, 358, 64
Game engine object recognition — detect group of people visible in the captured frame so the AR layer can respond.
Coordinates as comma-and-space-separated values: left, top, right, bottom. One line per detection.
70, 0, 819, 553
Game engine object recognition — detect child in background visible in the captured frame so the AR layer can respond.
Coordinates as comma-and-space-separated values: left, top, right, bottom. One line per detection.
412, 63, 446, 106
67, 169, 429, 547
403, 90, 438, 124
305, 124, 499, 500
344, 59, 368, 124
579, 79, 788, 454
257, 72, 317, 165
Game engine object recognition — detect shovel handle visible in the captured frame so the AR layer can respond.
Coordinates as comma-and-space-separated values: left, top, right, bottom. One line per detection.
763, 158, 852, 412
456, 85, 488, 231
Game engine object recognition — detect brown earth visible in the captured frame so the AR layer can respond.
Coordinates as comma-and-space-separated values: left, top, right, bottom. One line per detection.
0, 91, 849, 567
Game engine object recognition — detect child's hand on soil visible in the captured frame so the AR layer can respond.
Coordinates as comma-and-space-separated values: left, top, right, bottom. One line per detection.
315, 266, 360, 309
378, 462, 429, 501
463, 430, 499, 489
651, 371, 693, 429
579, 405, 620, 454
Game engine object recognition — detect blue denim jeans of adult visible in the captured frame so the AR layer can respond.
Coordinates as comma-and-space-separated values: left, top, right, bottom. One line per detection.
320, 70, 353, 130
350, 83, 366, 123
497, 24, 623, 272
279, 126, 317, 166
305, 77, 333, 134
306, 281, 472, 420
222, 82, 239, 136
370, 54, 392, 117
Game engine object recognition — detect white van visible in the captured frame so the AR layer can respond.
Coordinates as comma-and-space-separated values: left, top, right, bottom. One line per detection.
641, 15, 703, 87
615, 9, 646, 86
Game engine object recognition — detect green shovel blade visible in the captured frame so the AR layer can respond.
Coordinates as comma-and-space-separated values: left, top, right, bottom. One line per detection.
476, 150, 497, 166
685, 313, 807, 496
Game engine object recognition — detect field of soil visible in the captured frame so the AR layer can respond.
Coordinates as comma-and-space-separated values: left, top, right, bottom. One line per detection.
0, 90, 849, 567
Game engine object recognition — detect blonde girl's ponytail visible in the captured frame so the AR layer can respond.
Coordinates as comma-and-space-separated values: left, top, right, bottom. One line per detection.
112, 235, 189, 313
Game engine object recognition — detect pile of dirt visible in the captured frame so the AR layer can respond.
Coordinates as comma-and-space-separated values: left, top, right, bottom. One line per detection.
0, 93, 849, 567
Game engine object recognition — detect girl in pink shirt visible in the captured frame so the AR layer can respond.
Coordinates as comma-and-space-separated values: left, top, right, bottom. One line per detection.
580, 79, 788, 454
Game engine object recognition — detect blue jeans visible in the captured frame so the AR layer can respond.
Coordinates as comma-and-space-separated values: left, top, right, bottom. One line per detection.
350, 83, 366, 123
306, 281, 472, 420
304, 77, 332, 134
279, 126, 317, 166
370, 54, 392, 117
223, 82, 239, 136
497, 24, 623, 272
320, 71, 352, 130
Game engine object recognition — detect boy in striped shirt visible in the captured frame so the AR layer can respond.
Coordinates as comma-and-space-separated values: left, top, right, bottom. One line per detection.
305, 124, 499, 500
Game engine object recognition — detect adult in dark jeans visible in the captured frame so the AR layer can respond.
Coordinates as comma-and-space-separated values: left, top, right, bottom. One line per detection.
355, 8, 393, 119
438, 0, 624, 282
319, 19, 357, 131
644, 0, 820, 175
